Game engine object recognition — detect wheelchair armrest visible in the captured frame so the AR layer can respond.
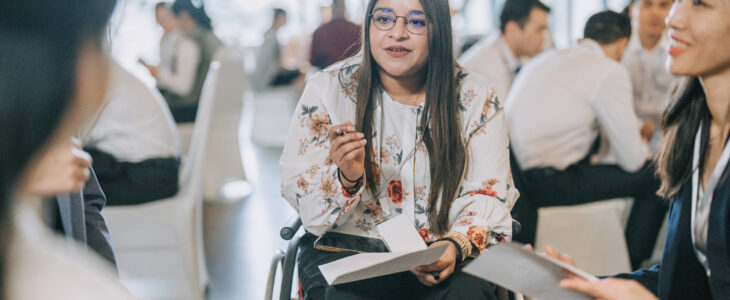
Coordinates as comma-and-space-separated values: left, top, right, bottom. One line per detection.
280, 215, 302, 241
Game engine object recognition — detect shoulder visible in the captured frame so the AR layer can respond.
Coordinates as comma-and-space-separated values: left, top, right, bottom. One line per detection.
459, 36, 501, 64
456, 68, 501, 125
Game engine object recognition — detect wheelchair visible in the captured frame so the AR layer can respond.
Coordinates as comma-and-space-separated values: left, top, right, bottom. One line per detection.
265, 215, 525, 300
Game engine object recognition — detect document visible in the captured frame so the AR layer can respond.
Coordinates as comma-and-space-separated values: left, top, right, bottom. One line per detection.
376, 213, 427, 252
462, 242, 598, 300
319, 244, 448, 285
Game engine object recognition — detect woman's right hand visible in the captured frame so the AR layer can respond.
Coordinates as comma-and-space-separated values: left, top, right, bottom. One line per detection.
328, 121, 367, 187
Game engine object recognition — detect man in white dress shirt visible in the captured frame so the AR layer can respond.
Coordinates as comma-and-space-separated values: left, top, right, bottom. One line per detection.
459, 0, 550, 101
622, 0, 678, 152
506, 11, 667, 269
82, 60, 181, 206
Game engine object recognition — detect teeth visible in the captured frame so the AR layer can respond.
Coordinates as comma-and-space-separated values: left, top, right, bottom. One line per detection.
670, 40, 687, 48
388, 49, 408, 52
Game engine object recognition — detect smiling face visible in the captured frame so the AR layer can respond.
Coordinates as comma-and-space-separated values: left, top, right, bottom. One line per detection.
666, 0, 730, 77
368, 0, 430, 80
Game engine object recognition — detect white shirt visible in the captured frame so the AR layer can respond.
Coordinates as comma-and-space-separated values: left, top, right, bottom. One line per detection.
459, 35, 522, 102
280, 58, 518, 252
622, 29, 680, 151
622, 30, 677, 123
82, 60, 180, 163
157, 35, 199, 96
159, 30, 182, 74
8, 205, 134, 300
506, 39, 649, 172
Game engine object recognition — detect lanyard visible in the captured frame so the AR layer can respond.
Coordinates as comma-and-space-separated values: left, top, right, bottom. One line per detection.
691, 125, 730, 273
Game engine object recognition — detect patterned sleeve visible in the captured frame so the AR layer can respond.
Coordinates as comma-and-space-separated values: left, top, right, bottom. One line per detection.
279, 72, 364, 236
446, 90, 518, 259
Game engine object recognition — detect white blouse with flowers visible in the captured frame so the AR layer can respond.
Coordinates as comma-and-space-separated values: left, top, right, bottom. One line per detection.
280, 58, 518, 255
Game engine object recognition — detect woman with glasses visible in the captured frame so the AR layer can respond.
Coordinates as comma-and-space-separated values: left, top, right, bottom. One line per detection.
547, 0, 730, 299
280, 0, 517, 299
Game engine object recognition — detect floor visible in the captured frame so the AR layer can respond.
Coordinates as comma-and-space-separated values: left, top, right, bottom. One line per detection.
203, 90, 298, 300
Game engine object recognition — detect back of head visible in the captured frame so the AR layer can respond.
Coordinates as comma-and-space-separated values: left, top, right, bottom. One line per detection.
499, 0, 551, 33
584, 10, 632, 45
0, 0, 115, 297
172, 0, 213, 30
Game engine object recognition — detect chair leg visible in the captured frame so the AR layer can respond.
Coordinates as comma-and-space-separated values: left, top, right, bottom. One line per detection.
265, 250, 285, 300
279, 236, 301, 300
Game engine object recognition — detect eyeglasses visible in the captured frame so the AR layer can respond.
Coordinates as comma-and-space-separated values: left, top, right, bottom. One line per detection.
369, 9, 428, 35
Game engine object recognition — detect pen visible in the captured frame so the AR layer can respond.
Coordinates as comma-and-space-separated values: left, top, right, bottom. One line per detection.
431, 271, 440, 281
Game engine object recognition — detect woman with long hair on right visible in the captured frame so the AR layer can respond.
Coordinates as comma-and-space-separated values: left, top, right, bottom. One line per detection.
548, 0, 730, 299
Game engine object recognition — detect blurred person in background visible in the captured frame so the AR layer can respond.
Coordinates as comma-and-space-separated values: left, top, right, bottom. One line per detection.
459, 0, 550, 101
145, 0, 222, 123
309, 0, 361, 70
83, 59, 181, 206
0, 0, 135, 298
148, 2, 182, 81
506, 11, 667, 269
253, 8, 303, 91
622, 0, 679, 153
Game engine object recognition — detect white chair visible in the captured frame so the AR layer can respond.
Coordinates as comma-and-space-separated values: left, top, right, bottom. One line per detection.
534, 199, 633, 276
102, 58, 222, 300
202, 47, 252, 202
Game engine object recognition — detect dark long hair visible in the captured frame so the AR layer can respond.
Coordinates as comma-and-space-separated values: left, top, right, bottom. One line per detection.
656, 77, 710, 197
0, 0, 116, 298
172, 0, 214, 31
354, 0, 465, 235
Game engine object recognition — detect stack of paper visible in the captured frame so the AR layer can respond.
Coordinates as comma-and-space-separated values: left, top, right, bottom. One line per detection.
462, 243, 597, 300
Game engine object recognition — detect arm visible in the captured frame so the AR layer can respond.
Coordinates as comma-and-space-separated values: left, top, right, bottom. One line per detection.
82, 167, 118, 267
590, 64, 649, 172
446, 107, 516, 258
156, 37, 200, 96
280, 73, 363, 236
613, 264, 661, 295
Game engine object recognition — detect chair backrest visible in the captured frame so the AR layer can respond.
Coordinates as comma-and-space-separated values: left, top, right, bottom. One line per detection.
176, 50, 224, 199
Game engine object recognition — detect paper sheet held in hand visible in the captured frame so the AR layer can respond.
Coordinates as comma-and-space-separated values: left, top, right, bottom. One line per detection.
462, 243, 598, 300
319, 244, 448, 285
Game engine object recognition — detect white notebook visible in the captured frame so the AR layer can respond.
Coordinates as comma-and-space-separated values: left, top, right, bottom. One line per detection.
462, 242, 598, 300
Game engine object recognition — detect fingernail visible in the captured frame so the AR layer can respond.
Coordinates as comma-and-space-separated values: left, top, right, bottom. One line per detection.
357, 133, 364, 138
361, 139, 367, 145
348, 126, 355, 131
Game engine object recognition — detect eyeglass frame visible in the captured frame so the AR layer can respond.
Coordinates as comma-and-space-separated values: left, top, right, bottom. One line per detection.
368, 9, 429, 35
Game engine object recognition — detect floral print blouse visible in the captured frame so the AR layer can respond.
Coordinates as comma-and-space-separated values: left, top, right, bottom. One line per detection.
280, 58, 518, 256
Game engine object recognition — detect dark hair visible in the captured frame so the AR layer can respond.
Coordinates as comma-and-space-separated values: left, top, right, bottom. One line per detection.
656, 78, 710, 197
156, 2, 170, 11
0, 0, 115, 298
274, 8, 287, 19
499, 0, 551, 33
584, 10, 632, 45
352, 0, 465, 235
172, 0, 213, 30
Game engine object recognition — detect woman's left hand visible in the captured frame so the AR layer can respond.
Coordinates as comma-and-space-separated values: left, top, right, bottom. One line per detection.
411, 241, 458, 286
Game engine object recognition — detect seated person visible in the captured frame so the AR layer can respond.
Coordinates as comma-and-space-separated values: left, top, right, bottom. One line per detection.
145, 0, 222, 123
280, 0, 518, 299
252, 8, 303, 91
458, 0, 551, 101
22, 139, 117, 265
82, 59, 181, 206
309, 0, 361, 70
505, 11, 667, 269
545, 2, 730, 299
